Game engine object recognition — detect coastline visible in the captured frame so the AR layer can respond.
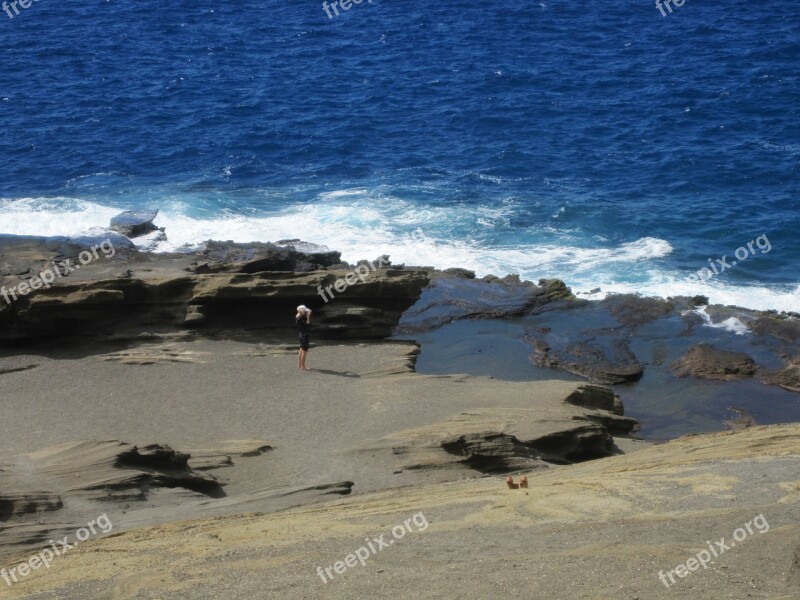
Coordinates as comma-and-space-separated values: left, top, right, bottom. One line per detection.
2, 228, 799, 438
1, 228, 799, 598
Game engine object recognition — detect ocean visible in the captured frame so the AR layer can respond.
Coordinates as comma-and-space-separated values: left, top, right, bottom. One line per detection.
1, 0, 798, 311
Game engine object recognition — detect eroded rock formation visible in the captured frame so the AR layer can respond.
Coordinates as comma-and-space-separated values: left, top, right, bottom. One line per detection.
672, 343, 759, 381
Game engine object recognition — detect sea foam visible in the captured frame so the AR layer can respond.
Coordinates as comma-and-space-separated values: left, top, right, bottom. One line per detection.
1, 195, 797, 313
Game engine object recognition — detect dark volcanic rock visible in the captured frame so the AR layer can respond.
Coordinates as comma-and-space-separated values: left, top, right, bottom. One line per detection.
439, 432, 550, 472
529, 337, 644, 385
110, 210, 160, 238
672, 344, 758, 381
749, 315, 800, 343
0, 233, 134, 296
760, 355, 800, 393
398, 276, 576, 333
441, 268, 476, 279
602, 294, 677, 327
564, 385, 624, 415
198, 240, 341, 273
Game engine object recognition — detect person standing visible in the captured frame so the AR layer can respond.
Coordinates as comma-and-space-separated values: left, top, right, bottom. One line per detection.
296, 305, 312, 370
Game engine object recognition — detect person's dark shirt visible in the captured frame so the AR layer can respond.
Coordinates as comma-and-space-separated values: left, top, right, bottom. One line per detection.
296, 315, 310, 335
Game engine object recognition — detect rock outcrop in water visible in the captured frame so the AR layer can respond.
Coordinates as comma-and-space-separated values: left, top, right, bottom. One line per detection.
397, 274, 575, 333
672, 343, 759, 381
520, 293, 800, 401
761, 354, 800, 392
528, 336, 645, 384
110, 210, 161, 239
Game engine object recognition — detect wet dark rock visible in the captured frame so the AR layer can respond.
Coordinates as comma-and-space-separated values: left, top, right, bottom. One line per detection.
199, 240, 342, 273
703, 304, 757, 326
749, 315, 800, 343
724, 407, 756, 431
602, 294, 677, 327
681, 310, 706, 333
398, 277, 576, 333
760, 355, 800, 393
529, 337, 644, 385
672, 344, 758, 381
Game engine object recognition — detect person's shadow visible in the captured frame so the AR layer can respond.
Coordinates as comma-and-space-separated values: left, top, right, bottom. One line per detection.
310, 368, 360, 378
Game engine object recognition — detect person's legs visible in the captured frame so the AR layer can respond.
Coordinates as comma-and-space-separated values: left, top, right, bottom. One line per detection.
300, 348, 310, 370
298, 348, 304, 368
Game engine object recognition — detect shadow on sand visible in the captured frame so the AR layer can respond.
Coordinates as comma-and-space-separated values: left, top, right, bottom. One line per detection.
309, 368, 361, 378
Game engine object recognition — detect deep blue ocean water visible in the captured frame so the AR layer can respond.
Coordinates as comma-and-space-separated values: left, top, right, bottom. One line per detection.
1, 0, 798, 310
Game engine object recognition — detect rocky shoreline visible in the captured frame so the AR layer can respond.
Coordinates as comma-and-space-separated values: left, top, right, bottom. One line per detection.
2, 214, 800, 593
2, 219, 799, 441
2, 224, 798, 395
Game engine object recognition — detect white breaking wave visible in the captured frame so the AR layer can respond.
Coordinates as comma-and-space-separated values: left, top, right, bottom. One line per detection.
684, 306, 751, 336
1, 195, 797, 313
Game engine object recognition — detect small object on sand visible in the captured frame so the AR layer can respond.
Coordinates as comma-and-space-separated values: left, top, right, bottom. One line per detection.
506, 475, 519, 489
519, 474, 528, 488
